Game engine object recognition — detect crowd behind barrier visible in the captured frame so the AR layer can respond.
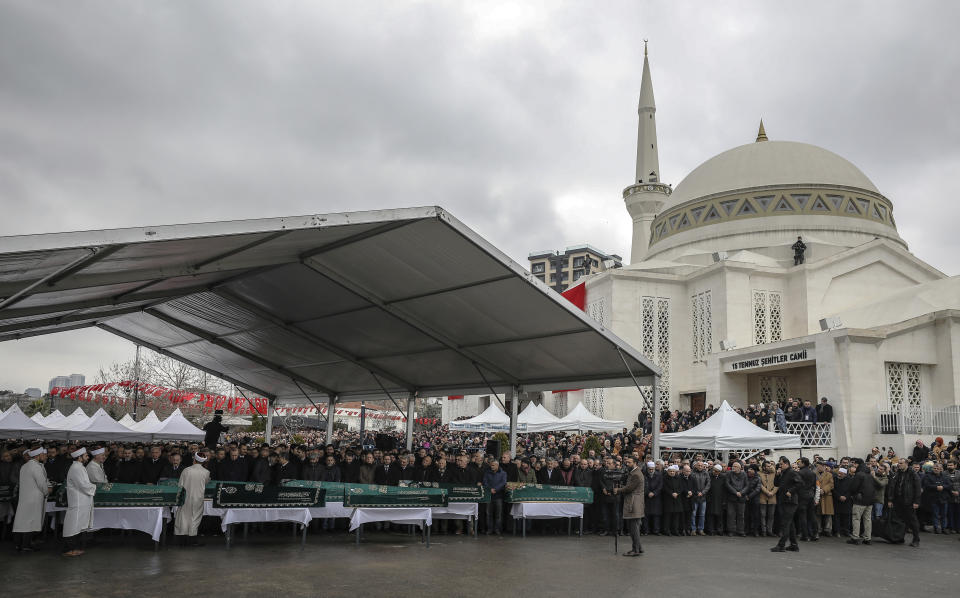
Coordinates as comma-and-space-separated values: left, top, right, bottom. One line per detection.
2, 396, 958, 553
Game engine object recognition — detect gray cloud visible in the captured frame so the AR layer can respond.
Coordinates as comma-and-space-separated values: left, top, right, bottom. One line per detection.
1, 1, 958, 392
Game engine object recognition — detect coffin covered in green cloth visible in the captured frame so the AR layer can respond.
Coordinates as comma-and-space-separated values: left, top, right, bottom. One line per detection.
505, 484, 593, 503
56, 482, 184, 507
159, 478, 221, 499
212, 482, 325, 508
344, 484, 447, 508
281, 481, 378, 503
399, 481, 489, 503
0, 483, 15, 503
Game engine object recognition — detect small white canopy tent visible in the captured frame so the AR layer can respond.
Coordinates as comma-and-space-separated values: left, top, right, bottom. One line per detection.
30, 412, 46, 424
556, 402, 625, 432
0, 404, 52, 439
58, 407, 90, 430
129, 410, 162, 433
41, 410, 66, 427
449, 403, 525, 432
517, 402, 563, 432
148, 408, 205, 441
66, 408, 145, 441
659, 400, 801, 450
118, 413, 137, 429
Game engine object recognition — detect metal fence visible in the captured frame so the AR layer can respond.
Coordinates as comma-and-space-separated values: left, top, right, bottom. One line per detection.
782, 422, 834, 448
876, 403, 960, 436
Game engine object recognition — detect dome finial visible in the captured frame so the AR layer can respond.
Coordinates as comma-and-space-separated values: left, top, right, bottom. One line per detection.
644, 39, 648, 57
756, 119, 768, 142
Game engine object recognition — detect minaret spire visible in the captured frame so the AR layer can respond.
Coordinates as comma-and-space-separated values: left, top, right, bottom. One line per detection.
756, 119, 768, 142
624, 41, 671, 264
635, 40, 659, 184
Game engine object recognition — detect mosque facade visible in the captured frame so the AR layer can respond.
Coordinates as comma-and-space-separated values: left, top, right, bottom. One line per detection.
541, 47, 960, 459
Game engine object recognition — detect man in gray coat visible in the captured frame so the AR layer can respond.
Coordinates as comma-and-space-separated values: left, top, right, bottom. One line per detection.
616, 455, 645, 557
724, 461, 748, 536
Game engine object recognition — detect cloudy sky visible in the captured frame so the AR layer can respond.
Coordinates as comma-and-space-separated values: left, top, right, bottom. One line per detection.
1, 1, 958, 393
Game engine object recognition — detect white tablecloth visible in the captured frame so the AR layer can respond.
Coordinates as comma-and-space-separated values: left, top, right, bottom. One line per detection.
309, 501, 354, 519
218, 507, 313, 532
510, 502, 583, 519
349, 507, 432, 531
90, 507, 171, 542
431, 503, 479, 520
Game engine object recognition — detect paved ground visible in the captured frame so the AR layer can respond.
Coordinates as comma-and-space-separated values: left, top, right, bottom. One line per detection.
2, 529, 958, 598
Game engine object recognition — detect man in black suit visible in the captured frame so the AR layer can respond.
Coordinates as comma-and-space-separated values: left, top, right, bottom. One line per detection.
159, 453, 185, 479
538, 458, 563, 485
217, 446, 249, 482
771, 456, 802, 553
140, 445, 166, 484
816, 397, 833, 423
114, 447, 142, 483
375, 454, 401, 486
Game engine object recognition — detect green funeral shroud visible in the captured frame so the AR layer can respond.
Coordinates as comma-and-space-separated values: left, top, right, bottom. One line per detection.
343, 484, 448, 508
399, 481, 489, 503
159, 478, 224, 499
280, 481, 381, 503
56, 482, 184, 507
212, 482, 325, 508
0, 483, 14, 503
505, 484, 593, 503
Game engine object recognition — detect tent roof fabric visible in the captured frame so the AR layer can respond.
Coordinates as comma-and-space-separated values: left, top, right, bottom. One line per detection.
659, 401, 801, 450
130, 411, 162, 433
148, 408, 205, 441
448, 403, 517, 432
0, 207, 657, 403
556, 402, 625, 432
0, 404, 52, 439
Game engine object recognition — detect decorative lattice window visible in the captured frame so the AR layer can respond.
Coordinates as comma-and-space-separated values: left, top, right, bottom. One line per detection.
638, 296, 671, 411
552, 392, 568, 418
769, 293, 782, 342
759, 376, 788, 405
584, 299, 610, 417
886, 362, 922, 427
587, 298, 608, 327
752, 290, 782, 345
692, 290, 712, 361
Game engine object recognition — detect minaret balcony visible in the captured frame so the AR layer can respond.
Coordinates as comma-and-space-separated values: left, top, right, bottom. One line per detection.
623, 182, 672, 199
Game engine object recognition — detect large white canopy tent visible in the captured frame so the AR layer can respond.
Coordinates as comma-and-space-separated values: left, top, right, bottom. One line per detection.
0, 403, 204, 442
0, 404, 52, 439
448, 403, 516, 432
0, 207, 660, 452
555, 402, 625, 432
659, 400, 801, 453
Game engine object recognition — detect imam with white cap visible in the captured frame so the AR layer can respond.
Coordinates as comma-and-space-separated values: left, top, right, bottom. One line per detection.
537, 45, 960, 459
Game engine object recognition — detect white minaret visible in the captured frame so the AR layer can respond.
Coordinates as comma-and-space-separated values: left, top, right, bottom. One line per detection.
624, 42, 671, 263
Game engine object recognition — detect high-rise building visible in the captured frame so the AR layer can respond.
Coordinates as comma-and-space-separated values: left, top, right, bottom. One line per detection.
24, 387, 42, 398
48, 373, 84, 392
528, 245, 622, 292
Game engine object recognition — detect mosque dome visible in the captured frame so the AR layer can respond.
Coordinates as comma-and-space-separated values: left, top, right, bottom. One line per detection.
664, 140, 880, 210
644, 131, 905, 262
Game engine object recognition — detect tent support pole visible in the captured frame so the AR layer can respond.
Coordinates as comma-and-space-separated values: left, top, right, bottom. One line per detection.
652, 378, 661, 459
265, 399, 275, 444
326, 395, 336, 443
405, 394, 415, 452
508, 386, 518, 457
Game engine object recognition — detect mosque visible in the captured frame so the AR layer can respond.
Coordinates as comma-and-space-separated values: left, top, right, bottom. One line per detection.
538, 46, 960, 458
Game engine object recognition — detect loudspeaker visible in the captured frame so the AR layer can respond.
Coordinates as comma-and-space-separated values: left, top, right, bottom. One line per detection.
375, 434, 395, 451
485, 439, 501, 460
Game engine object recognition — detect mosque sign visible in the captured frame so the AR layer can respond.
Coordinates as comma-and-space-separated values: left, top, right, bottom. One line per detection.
724, 347, 814, 372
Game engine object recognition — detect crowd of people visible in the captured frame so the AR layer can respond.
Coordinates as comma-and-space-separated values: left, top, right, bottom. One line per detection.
2, 404, 958, 555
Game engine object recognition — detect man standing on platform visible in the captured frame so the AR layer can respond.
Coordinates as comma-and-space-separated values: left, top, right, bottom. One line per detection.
85, 447, 108, 484
12, 446, 49, 552
176, 451, 211, 547
617, 455, 645, 556
63, 448, 96, 557
203, 412, 228, 450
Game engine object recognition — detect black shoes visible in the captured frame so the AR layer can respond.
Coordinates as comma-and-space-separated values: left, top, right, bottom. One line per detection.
846, 538, 861, 545
770, 545, 785, 552
909, 539, 919, 547
785, 544, 800, 552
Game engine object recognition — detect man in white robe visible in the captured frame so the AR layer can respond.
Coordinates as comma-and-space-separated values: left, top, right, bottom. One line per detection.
63, 447, 96, 557
176, 451, 211, 546
12, 446, 49, 552
85, 447, 108, 483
